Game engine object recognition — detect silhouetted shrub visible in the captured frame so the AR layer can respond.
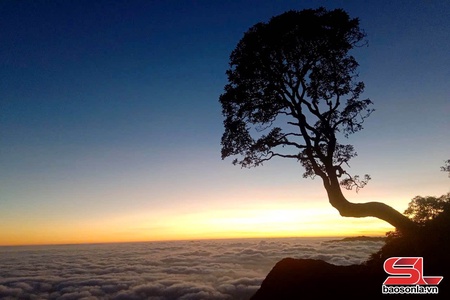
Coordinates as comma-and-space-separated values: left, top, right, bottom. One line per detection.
367, 193, 450, 280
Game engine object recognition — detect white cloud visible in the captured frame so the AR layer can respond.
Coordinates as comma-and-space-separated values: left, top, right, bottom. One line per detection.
0, 238, 383, 299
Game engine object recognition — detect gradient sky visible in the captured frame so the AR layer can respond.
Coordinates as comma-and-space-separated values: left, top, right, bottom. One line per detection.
1, 0, 449, 246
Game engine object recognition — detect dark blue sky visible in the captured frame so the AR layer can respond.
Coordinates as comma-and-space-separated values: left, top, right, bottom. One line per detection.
1, 0, 449, 244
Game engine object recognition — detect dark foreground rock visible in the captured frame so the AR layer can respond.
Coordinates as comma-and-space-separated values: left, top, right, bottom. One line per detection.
250, 258, 383, 299
250, 257, 449, 299
251, 208, 450, 299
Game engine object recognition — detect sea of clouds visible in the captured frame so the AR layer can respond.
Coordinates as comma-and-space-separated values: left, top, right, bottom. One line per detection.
0, 237, 384, 300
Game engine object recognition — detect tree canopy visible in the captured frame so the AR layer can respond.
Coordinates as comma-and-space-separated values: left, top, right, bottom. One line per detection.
441, 159, 450, 177
404, 194, 450, 224
220, 8, 416, 233
220, 8, 372, 190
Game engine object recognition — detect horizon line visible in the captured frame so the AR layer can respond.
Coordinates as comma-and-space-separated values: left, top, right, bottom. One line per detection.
0, 234, 385, 247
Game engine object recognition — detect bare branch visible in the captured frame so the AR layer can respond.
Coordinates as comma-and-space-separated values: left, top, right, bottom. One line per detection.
257, 151, 301, 165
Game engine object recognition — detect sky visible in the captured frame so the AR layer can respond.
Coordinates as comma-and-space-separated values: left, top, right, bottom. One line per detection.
1, 0, 449, 246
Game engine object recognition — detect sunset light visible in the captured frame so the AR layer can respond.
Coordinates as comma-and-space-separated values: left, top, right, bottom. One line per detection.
1, 1, 448, 247
2, 1, 449, 299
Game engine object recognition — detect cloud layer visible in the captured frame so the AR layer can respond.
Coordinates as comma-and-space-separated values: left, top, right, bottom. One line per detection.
0, 237, 383, 299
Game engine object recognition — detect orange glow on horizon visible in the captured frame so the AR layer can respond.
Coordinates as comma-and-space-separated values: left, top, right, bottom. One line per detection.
0, 204, 392, 246
1, 186, 414, 247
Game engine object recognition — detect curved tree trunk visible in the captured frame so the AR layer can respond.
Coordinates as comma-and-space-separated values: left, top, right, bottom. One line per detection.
324, 181, 418, 234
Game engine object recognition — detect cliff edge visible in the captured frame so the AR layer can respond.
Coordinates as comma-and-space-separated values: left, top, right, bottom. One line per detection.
250, 258, 383, 299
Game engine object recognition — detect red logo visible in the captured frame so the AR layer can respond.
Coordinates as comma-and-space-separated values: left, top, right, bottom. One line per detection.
383, 257, 443, 285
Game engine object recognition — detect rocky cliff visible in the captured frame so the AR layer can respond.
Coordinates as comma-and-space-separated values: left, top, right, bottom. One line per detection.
250, 258, 384, 299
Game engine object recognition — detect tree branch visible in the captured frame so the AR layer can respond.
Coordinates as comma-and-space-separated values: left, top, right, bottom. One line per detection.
257, 151, 301, 165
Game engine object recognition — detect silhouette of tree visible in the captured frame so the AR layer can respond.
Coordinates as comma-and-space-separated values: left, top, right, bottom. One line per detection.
441, 159, 450, 177
404, 194, 450, 225
368, 193, 450, 289
220, 8, 416, 232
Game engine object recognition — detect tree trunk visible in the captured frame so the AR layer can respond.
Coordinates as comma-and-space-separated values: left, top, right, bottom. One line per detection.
324, 182, 418, 234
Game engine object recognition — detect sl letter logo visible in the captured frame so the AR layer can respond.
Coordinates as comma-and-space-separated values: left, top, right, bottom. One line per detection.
383, 257, 443, 285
